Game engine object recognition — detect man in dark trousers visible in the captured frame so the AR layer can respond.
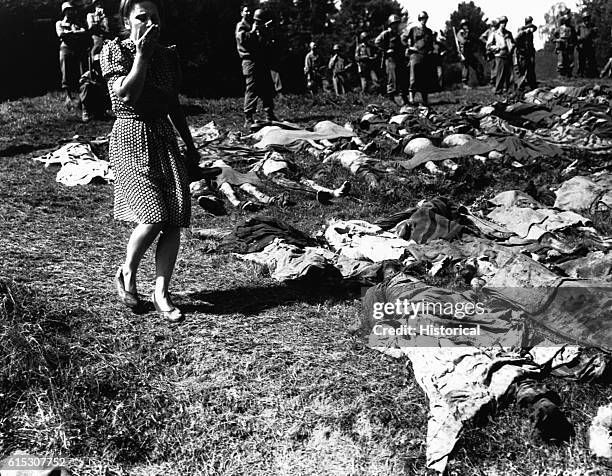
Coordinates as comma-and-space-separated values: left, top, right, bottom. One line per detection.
577, 14, 598, 78
487, 16, 515, 95
56, 2, 90, 109
403, 11, 435, 105
304, 41, 325, 94
375, 14, 408, 104
555, 11, 577, 78
515, 16, 537, 91
480, 18, 499, 85
235, 6, 277, 128
328, 44, 351, 95
355, 32, 379, 93
457, 18, 484, 87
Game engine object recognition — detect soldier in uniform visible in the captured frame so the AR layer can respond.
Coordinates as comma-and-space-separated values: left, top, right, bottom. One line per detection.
432, 30, 447, 90
555, 12, 576, 78
515, 16, 537, 91
457, 18, 483, 87
328, 44, 351, 95
577, 14, 598, 78
304, 41, 325, 95
56, 2, 90, 108
480, 18, 499, 85
87, 0, 111, 65
487, 16, 515, 95
236, 6, 277, 127
403, 11, 435, 105
355, 32, 379, 93
375, 14, 408, 104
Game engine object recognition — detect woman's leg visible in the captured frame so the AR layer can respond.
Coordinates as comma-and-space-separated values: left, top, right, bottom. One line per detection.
154, 225, 181, 310
123, 223, 163, 294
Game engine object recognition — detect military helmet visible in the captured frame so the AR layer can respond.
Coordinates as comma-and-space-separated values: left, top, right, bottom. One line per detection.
460, 18, 468, 26
418, 11, 428, 21
61, 1, 74, 13
333, 44, 340, 51
498, 15, 508, 24
388, 14, 401, 25
359, 32, 368, 40
253, 9, 264, 22
525, 16, 533, 25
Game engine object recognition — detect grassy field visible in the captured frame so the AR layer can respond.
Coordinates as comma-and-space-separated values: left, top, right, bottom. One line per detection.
1, 86, 611, 476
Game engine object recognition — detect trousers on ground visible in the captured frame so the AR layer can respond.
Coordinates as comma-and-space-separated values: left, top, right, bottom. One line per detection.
495, 56, 513, 93
242, 59, 274, 118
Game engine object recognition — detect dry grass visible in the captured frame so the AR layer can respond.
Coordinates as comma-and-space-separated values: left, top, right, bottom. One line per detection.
1, 85, 611, 475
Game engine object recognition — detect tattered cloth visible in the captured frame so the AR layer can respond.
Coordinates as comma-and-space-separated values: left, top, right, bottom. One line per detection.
253, 120, 355, 151
33, 142, 114, 186
376, 198, 474, 244
218, 216, 318, 254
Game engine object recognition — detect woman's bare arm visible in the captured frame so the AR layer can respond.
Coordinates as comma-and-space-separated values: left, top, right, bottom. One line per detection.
113, 25, 158, 106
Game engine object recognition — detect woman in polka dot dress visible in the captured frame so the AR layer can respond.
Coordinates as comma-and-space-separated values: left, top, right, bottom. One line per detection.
100, 0, 198, 322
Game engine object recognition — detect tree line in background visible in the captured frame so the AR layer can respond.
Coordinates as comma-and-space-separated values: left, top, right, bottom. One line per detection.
0, 0, 611, 101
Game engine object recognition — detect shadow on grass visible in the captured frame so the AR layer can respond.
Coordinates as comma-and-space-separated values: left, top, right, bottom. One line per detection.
183, 282, 354, 315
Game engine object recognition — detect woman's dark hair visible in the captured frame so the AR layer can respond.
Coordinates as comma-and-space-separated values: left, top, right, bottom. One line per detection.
119, 0, 165, 23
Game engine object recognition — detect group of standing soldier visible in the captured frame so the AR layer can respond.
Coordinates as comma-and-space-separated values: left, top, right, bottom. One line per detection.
56, 1, 111, 119
554, 8, 599, 79
231, 4, 606, 127
373, 12, 446, 106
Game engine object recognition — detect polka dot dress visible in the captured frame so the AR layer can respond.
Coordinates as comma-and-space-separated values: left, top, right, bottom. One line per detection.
100, 38, 191, 227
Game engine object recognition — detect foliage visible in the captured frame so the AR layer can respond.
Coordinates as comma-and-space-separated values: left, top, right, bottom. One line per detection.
541, 0, 612, 66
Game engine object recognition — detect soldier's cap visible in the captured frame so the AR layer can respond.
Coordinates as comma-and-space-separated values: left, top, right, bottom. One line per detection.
359, 32, 368, 40
388, 14, 401, 25
583, 13, 590, 19
418, 11, 428, 20
460, 18, 468, 26
333, 44, 340, 51
491, 18, 499, 26
253, 9, 265, 22
525, 16, 533, 24
61, 1, 75, 13
309, 41, 317, 48
498, 15, 508, 24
